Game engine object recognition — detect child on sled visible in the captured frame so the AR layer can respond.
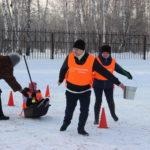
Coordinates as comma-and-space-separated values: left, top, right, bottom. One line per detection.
22, 82, 50, 118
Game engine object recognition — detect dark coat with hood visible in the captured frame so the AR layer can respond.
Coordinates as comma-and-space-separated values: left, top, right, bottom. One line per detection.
0, 55, 22, 92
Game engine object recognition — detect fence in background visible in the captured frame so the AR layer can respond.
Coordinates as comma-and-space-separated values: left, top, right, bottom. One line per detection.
0, 29, 149, 59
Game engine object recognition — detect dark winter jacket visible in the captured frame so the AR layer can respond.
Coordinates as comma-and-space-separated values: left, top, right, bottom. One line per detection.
0, 55, 22, 92
93, 54, 132, 89
59, 52, 121, 92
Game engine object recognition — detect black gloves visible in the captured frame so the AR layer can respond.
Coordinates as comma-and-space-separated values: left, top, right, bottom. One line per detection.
21, 87, 30, 97
21, 87, 37, 99
126, 72, 133, 80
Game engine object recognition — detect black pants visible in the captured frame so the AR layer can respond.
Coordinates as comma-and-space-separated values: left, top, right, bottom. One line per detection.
94, 87, 116, 121
0, 96, 4, 116
63, 90, 91, 130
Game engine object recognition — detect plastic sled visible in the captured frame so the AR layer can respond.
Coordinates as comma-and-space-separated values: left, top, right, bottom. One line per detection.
24, 99, 50, 118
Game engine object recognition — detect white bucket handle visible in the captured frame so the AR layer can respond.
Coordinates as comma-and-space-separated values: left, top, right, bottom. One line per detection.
124, 78, 138, 88
132, 78, 138, 87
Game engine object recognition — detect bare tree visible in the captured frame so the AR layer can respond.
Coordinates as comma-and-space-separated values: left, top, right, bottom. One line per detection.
25, 0, 32, 55
0, 0, 150, 40
2, 0, 10, 39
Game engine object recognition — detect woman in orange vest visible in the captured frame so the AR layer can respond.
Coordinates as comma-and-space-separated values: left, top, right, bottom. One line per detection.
93, 45, 132, 124
58, 39, 125, 136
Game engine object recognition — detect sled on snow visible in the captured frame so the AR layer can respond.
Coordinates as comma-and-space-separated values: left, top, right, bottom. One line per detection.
24, 98, 50, 118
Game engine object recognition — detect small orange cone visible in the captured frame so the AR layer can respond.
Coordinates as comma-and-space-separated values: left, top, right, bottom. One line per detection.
98, 107, 108, 128
8, 91, 15, 106
45, 85, 50, 97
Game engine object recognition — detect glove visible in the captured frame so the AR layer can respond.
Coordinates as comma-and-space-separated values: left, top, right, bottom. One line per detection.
21, 87, 30, 97
126, 72, 133, 80
0, 89, 2, 94
119, 83, 125, 90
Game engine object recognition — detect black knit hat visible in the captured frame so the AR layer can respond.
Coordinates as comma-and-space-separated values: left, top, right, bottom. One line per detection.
100, 45, 111, 54
73, 39, 85, 51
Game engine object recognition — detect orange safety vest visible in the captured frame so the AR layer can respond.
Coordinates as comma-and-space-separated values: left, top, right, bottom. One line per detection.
94, 57, 116, 80
28, 90, 43, 101
22, 91, 43, 109
22, 102, 27, 109
36, 91, 43, 101
66, 52, 95, 86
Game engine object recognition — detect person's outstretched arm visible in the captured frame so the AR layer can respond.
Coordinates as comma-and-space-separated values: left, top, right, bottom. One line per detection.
58, 56, 69, 85
115, 63, 132, 79
93, 59, 125, 89
4, 74, 22, 92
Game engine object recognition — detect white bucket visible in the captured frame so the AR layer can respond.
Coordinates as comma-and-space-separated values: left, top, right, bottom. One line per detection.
123, 86, 137, 100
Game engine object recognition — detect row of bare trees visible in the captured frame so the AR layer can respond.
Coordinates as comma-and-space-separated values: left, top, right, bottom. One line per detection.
0, 0, 149, 33
0, 0, 149, 54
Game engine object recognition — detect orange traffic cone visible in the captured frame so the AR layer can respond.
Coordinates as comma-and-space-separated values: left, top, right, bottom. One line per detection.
8, 91, 15, 106
98, 107, 108, 128
45, 85, 50, 97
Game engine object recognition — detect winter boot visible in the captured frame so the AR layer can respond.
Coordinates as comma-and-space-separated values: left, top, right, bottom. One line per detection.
78, 128, 89, 136
0, 115, 9, 120
112, 114, 119, 121
94, 120, 99, 125
60, 122, 70, 131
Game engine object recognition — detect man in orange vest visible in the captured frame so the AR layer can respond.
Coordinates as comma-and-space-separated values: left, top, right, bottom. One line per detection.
58, 39, 125, 136
93, 45, 132, 124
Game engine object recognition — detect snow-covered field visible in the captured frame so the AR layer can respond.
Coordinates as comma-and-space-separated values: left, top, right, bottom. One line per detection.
0, 58, 150, 150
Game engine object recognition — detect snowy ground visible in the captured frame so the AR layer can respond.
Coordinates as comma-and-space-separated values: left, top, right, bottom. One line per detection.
0, 58, 150, 150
